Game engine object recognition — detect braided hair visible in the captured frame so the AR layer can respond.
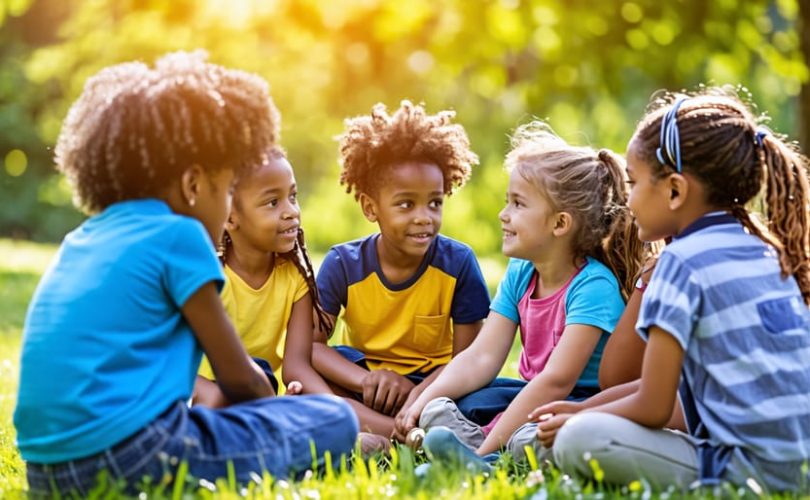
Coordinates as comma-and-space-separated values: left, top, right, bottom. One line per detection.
55, 50, 280, 214
630, 89, 810, 303
506, 121, 645, 299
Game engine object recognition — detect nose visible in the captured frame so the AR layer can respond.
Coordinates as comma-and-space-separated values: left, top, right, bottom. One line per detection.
282, 200, 300, 220
413, 206, 431, 225
499, 206, 509, 222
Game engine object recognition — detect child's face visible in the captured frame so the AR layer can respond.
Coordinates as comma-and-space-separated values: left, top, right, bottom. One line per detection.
365, 161, 444, 261
229, 156, 300, 254
626, 142, 679, 242
499, 168, 558, 261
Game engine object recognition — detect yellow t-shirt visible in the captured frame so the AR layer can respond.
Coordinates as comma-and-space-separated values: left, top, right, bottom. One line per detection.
199, 258, 309, 383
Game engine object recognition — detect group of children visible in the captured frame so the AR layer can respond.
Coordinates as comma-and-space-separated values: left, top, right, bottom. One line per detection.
14, 51, 810, 496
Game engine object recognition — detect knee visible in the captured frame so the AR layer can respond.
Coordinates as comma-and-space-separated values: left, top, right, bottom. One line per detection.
309, 394, 359, 438
553, 413, 612, 475
418, 397, 454, 428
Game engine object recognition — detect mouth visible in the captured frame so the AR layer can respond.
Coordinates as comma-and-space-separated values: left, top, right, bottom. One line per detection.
279, 225, 299, 237
406, 232, 434, 244
502, 228, 516, 239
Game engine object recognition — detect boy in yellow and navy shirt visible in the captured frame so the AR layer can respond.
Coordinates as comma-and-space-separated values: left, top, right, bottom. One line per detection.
313, 101, 490, 439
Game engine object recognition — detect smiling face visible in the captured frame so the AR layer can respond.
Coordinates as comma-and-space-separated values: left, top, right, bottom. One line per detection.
228, 155, 300, 254
499, 168, 559, 261
363, 161, 445, 263
626, 140, 679, 242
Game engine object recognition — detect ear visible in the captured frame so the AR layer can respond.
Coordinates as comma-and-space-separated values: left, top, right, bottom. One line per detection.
666, 173, 689, 211
180, 164, 204, 207
224, 212, 238, 232
551, 211, 574, 237
358, 192, 378, 223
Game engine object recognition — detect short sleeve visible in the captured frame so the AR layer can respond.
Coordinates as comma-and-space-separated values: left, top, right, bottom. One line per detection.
635, 250, 701, 349
449, 248, 491, 324
564, 271, 624, 333
164, 219, 225, 308
290, 262, 309, 303
490, 259, 532, 324
316, 248, 348, 316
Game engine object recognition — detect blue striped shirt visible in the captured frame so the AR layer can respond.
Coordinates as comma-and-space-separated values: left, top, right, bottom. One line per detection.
637, 213, 810, 490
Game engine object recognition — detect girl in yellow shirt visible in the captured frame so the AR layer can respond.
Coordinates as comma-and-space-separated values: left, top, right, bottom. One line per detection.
193, 147, 332, 404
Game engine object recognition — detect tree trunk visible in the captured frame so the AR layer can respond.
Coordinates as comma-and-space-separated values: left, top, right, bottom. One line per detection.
799, 0, 810, 151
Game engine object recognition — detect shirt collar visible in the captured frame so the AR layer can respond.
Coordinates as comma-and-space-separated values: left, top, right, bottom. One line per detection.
673, 211, 738, 240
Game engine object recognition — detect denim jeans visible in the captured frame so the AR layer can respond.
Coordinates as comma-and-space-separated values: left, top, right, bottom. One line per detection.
26, 395, 359, 496
455, 377, 599, 425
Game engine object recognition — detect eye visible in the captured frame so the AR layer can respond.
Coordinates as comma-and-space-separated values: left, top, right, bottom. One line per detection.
268, 198, 279, 207
397, 200, 413, 209
429, 199, 443, 209
626, 180, 636, 187
289, 191, 298, 203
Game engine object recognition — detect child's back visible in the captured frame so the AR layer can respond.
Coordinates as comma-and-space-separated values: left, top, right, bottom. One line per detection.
17, 200, 214, 461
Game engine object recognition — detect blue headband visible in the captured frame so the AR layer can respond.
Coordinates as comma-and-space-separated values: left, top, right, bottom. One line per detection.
656, 97, 687, 173
755, 128, 769, 148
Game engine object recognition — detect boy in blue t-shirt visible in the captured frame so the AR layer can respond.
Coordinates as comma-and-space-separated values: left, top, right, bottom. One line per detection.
313, 101, 490, 440
16, 51, 357, 496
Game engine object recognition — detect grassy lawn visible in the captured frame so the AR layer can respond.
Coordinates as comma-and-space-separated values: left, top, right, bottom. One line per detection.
0, 238, 801, 499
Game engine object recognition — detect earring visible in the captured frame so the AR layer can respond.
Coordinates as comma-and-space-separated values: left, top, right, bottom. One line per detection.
189, 197, 196, 207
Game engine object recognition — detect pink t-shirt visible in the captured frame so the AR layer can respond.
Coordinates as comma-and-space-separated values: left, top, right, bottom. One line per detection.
517, 269, 581, 381
482, 268, 582, 435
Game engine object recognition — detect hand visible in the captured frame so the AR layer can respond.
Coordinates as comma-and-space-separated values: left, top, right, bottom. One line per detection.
536, 413, 574, 448
192, 376, 231, 408
528, 400, 583, 421
362, 369, 415, 416
286, 380, 303, 395
392, 398, 424, 442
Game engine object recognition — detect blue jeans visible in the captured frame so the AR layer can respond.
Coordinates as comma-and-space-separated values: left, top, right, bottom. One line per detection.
455, 377, 599, 425
26, 395, 358, 496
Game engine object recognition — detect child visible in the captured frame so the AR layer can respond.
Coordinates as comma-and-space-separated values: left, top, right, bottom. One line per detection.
193, 147, 332, 404
313, 101, 491, 437
14, 51, 358, 496
536, 90, 810, 492
397, 122, 643, 467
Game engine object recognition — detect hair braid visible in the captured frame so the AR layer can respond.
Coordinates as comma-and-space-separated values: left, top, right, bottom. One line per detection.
281, 228, 334, 335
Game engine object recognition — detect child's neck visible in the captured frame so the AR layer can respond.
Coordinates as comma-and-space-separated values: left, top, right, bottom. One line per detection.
531, 252, 583, 299
376, 236, 425, 285
226, 244, 276, 290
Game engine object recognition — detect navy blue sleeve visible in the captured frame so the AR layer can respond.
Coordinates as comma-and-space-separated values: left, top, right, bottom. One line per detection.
316, 248, 348, 316
450, 247, 491, 324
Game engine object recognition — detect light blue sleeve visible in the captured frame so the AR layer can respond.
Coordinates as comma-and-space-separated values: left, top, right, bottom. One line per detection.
163, 219, 225, 308
490, 258, 534, 324
636, 250, 701, 350
564, 259, 624, 333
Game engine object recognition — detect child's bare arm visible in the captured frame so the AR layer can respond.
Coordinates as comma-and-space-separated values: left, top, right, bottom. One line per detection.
282, 294, 334, 394
452, 320, 483, 355
598, 265, 655, 389
183, 282, 275, 401
476, 323, 602, 455
311, 314, 371, 393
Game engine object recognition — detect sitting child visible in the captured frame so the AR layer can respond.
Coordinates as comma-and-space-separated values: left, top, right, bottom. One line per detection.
313, 101, 491, 438
14, 51, 358, 496
536, 90, 810, 492
397, 121, 643, 468
193, 146, 331, 403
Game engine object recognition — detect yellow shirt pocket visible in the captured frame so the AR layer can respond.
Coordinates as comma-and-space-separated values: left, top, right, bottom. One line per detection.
412, 314, 449, 351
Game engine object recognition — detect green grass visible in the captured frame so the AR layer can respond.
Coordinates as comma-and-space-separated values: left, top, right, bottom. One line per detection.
0, 238, 804, 498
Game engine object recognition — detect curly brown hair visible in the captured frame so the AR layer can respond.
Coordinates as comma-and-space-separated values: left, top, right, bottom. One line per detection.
338, 100, 478, 199
630, 88, 810, 303
55, 50, 281, 214
506, 122, 646, 299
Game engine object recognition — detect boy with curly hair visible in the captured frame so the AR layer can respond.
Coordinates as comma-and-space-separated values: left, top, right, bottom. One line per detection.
313, 101, 491, 440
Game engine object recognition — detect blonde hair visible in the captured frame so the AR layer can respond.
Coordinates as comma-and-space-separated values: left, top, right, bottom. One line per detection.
506, 122, 644, 299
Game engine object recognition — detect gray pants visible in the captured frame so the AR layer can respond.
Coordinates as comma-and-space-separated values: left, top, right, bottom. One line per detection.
419, 397, 552, 463
553, 412, 702, 489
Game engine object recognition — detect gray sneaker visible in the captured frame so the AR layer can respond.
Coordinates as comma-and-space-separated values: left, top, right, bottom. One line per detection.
419, 397, 485, 449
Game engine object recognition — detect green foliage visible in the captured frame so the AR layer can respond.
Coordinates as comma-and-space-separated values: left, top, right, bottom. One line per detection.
0, 1, 808, 254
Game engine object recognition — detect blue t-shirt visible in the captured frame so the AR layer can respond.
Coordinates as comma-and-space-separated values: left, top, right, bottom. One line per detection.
637, 212, 810, 490
15, 199, 224, 463
491, 257, 624, 387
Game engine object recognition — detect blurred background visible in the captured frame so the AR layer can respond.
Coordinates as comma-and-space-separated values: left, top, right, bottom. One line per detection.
1, 0, 808, 258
